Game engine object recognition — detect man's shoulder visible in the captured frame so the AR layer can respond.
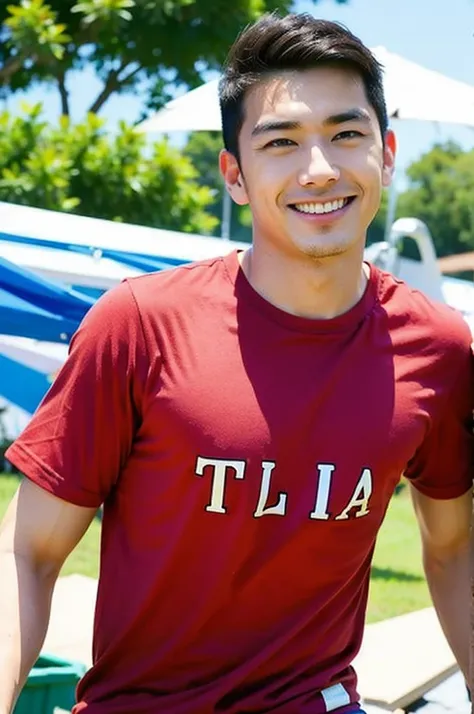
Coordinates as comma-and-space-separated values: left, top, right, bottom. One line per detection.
77, 253, 234, 346
98, 252, 235, 328
124, 253, 232, 308
374, 265, 472, 356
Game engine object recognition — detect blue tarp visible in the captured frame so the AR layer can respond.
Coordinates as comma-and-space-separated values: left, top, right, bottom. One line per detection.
103, 249, 179, 273
0, 254, 94, 344
0, 214, 178, 412
0, 248, 94, 413
0, 222, 181, 345
0, 255, 94, 325
0, 288, 80, 343
0, 353, 52, 415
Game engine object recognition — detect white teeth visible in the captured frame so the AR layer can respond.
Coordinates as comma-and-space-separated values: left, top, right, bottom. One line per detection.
293, 198, 348, 215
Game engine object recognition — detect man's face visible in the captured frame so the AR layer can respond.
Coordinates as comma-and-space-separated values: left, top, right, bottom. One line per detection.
220, 66, 396, 261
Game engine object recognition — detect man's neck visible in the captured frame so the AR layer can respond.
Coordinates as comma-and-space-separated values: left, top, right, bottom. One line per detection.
238, 244, 368, 321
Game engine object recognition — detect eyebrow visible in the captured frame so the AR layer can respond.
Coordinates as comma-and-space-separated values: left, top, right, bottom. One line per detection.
251, 120, 301, 137
251, 108, 372, 137
323, 109, 372, 126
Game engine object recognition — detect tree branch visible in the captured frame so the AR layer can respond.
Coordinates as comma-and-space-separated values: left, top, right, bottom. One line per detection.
88, 68, 119, 114
118, 63, 143, 85
57, 71, 70, 116
88, 62, 143, 114
0, 54, 29, 84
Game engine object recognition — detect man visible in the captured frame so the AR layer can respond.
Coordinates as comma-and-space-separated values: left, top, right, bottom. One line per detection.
0, 12, 472, 714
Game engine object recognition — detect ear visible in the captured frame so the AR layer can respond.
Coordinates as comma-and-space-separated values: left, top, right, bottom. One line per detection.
219, 150, 249, 206
382, 129, 397, 188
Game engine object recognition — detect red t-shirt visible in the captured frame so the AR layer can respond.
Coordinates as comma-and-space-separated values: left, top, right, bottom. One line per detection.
7, 251, 473, 714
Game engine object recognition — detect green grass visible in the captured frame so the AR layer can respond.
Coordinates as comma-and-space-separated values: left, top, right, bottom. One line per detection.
0, 474, 430, 622
367, 485, 430, 622
0, 473, 101, 579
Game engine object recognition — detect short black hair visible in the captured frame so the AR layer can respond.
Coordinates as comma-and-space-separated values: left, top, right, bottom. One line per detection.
219, 12, 389, 161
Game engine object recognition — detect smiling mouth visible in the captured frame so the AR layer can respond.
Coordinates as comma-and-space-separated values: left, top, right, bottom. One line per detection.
289, 197, 356, 215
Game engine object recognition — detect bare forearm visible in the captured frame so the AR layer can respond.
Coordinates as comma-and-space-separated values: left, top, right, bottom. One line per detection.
423, 543, 470, 682
0, 551, 55, 714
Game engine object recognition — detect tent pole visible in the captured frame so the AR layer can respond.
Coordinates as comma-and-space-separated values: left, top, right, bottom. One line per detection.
221, 190, 232, 240
384, 175, 399, 244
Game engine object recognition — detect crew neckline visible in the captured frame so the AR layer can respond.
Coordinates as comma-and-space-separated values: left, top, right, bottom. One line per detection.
223, 249, 379, 335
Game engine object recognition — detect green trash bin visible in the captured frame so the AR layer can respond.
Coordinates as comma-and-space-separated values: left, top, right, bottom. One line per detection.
14, 653, 86, 714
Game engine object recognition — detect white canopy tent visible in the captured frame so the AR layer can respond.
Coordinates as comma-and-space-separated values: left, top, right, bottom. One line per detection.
138, 46, 474, 134
138, 78, 221, 134
138, 47, 474, 238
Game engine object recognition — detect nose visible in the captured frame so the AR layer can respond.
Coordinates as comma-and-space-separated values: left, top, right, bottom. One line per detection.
298, 145, 340, 188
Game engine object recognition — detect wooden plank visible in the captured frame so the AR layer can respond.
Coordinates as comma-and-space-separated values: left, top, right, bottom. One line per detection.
354, 608, 458, 709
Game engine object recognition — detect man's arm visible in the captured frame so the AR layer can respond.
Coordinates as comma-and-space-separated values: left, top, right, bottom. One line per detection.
0, 478, 96, 714
0, 281, 149, 714
410, 485, 471, 681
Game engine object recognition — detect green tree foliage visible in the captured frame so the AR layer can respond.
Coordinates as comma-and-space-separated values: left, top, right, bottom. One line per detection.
369, 143, 474, 259
0, 0, 348, 119
183, 130, 252, 241
0, 104, 218, 232
396, 141, 474, 257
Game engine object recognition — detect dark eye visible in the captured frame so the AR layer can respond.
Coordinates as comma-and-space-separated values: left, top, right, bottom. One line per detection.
264, 138, 296, 148
334, 130, 364, 141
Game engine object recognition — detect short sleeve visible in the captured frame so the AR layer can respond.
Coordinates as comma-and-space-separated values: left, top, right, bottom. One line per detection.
404, 343, 474, 499
5, 280, 150, 508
